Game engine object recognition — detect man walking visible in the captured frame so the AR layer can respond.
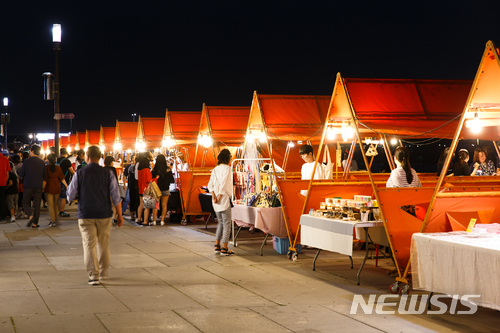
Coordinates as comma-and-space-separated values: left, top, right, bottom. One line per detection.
19, 145, 45, 228
67, 146, 123, 285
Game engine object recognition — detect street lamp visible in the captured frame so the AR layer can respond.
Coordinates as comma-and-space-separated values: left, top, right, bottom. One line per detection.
131, 113, 137, 122
53, 24, 61, 157
2, 97, 9, 150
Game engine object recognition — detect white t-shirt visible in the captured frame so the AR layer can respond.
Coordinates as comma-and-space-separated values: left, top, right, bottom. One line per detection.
208, 164, 232, 212
300, 162, 324, 196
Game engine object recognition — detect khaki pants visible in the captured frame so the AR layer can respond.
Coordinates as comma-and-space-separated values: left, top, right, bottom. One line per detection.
46, 193, 60, 223
78, 218, 112, 280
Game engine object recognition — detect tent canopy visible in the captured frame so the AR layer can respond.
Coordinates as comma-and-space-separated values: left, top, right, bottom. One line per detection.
116, 121, 138, 151
138, 116, 165, 150
169, 111, 201, 146
334, 77, 472, 139
86, 130, 100, 147
100, 126, 116, 152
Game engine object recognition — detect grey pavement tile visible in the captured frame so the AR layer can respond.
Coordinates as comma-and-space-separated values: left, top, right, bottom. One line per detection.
109, 253, 166, 269
0, 271, 35, 292
97, 311, 200, 333
38, 288, 130, 314
0, 290, 51, 317
104, 284, 206, 311
176, 308, 293, 333
150, 252, 218, 267
30, 270, 93, 290
45, 255, 85, 270
49, 236, 84, 245
174, 282, 277, 308
13, 314, 108, 333
108, 242, 143, 255
9, 236, 58, 247
0, 257, 55, 272
37, 244, 83, 257
145, 266, 228, 285
250, 304, 384, 333
0, 317, 14, 333
125, 241, 191, 254
199, 264, 285, 283
0, 245, 44, 258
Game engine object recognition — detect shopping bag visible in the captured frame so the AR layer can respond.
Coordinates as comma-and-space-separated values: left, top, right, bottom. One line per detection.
150, 181, 162, 198
322, 144, 334, 179
144, 182, 160, 201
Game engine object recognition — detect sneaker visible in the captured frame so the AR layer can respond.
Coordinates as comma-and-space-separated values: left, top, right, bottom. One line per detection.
88, 279, 99, 286
50, 222, 58, 227
152, 221, 156, 226
59, 212, 70, 218
99, 274, 109, 281
48, 222, 53, 227
160, 221, 165, 226
10, 217, 15, 223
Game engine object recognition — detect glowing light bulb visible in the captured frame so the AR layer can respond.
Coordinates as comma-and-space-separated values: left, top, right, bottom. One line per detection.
471, 112, 482, 134
259, 131, 266, 142
288, 141, 295, 148
247, 131, 255, 142
67, 145, 72, 153
390, 138, 398, 145
327, 127, 336, 140
113, 142, 122, 151
199, 134, 212, 148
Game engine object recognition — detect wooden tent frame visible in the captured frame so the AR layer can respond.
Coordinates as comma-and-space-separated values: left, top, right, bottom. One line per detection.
399, 40, 500, 289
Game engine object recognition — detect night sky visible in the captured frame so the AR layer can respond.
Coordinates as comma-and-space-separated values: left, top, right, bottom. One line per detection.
2, 1, 500, 138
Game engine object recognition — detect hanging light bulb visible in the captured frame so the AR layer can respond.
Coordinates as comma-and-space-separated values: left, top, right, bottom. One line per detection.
471, 112, 482, 134
259, 131, 266, 142
390, 138, 398, 145
135, 141, 146, 152
83, 146, 88, 152
288, 141, 295, 148
113, 142, 122, 151
327, 127, 336, 140
341, 122, 354, 142
99, 145, 105, 153
199, 134, 212, 148
163, 136, 175, 148
67, 145, 72, 153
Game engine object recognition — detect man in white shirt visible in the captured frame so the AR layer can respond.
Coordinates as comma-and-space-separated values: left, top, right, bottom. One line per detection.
299, 144, 324, 196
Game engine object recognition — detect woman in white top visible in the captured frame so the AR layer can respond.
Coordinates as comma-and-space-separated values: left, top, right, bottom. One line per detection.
208, 149, 235, 256
386, 147, 422, 188
300, 144, 324, 196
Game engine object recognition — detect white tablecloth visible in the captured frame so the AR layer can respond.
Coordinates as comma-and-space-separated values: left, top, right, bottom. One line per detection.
231, 205, 287, 239
300, 215, 383, 256
411, 232, 500, 311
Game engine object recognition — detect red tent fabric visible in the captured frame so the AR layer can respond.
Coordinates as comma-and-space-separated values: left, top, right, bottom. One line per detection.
344, 78, 472, 139
140, 117, 164, 150
100, 127, 115, 152
87, 130, 100, 146
117, 121, 138, 151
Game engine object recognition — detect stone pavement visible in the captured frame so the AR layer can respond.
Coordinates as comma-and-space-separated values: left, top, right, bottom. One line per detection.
1, 205, 499, 333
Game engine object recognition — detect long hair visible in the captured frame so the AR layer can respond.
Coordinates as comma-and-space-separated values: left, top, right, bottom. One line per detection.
47, 153, 57, 173
153, 154, 168, 174
217, 149, 231, 165
454, 149, 469, 170
138, 156, 150, 170
438, 147, 450, 164
394, 147, 413, 184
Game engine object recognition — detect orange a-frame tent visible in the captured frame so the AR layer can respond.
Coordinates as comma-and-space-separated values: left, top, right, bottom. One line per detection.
77, 132, 86, 151
68, 133, 78, 151
136, 116, 165, 152
178, 104, 250, 224
59, 136, 69, 153
115, 121, 138, 152
244, 92, 332, 174
400, 41, 500, 291
280, 73, 472, 281
168, 110, 201, 166
86, 130, 100, 150
100, 126, 116, 153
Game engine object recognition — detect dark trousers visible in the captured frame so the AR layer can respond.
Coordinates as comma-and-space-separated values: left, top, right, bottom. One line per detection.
0, 186, 6, 218
23, 188, 43, 225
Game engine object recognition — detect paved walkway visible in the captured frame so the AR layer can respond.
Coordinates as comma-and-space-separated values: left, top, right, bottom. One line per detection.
1, 205, 499, 333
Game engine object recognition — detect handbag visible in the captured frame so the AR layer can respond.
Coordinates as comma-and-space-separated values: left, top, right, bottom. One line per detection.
143, 194, 156, 209
144, 182, 160, 201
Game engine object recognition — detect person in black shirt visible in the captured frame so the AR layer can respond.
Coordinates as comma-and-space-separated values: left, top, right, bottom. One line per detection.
453, 149, 470, 176
152, 154, 174, 225
6, 162, 18, 222
57, 148, 75, 217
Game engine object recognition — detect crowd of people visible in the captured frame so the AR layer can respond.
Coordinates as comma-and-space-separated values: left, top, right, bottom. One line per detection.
0, 143, 192, 228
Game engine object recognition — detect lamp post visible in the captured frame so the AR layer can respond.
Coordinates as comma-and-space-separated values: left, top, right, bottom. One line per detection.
2, 97, 8, 150
53, 24, 61, 157
131, 113, 137, 122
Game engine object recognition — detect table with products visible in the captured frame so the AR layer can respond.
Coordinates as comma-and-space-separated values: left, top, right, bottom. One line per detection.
300, 214, 392, 285
411, 231, 500, 311
231, 205, 287, 255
